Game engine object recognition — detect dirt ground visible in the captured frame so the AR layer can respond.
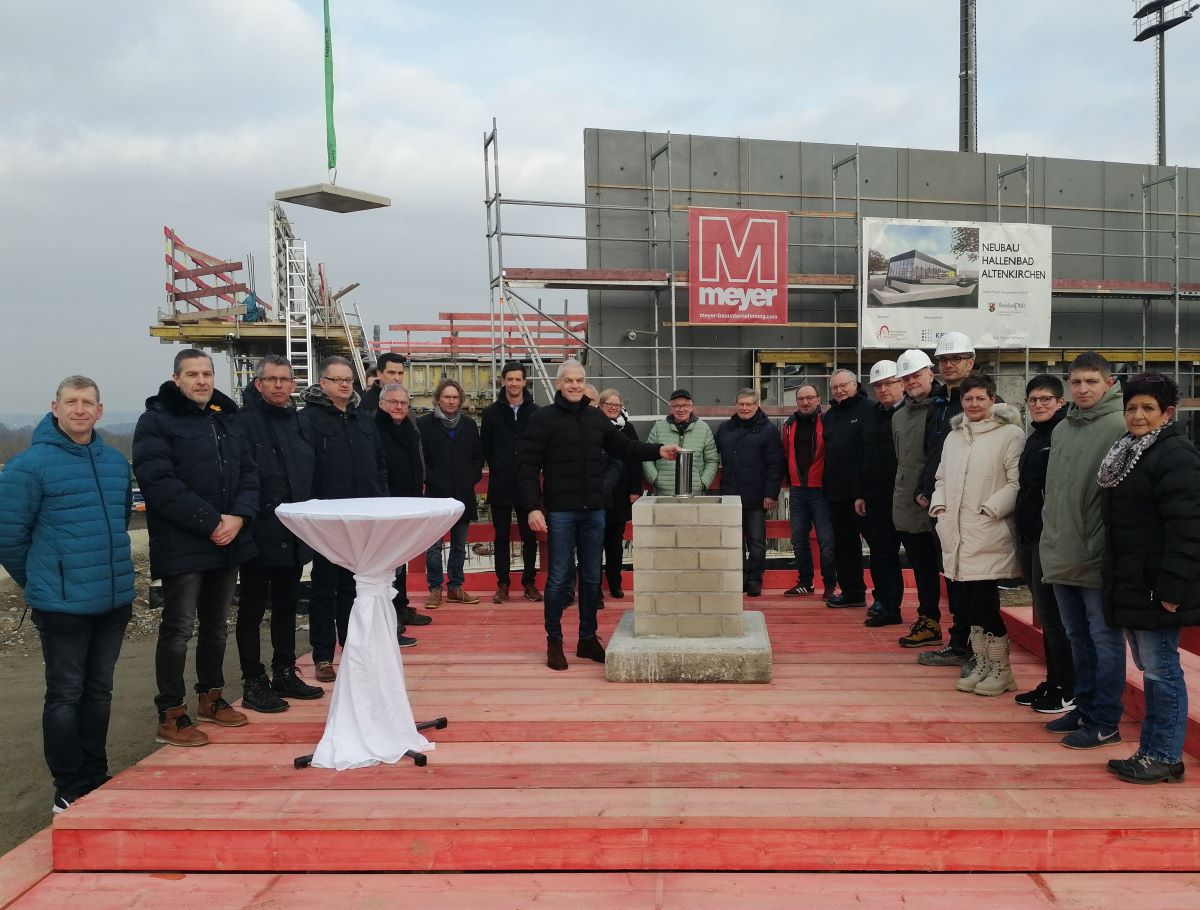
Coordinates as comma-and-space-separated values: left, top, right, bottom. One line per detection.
0, 518, 287, 856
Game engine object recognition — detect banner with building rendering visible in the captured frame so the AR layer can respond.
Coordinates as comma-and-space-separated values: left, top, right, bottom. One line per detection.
688, 207, 788, 324
860, 217, 1052, 349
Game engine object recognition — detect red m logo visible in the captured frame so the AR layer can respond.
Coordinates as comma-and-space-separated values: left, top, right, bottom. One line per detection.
696, 214, 781, 284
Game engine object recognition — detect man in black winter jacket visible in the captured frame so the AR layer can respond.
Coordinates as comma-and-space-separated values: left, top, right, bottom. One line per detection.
516, 360, 679, 671
298, 356, 388, 682
134, 349, 258, 746
234, 358, 324, 712
822, 370, 874, 608
481, 361, 541, 604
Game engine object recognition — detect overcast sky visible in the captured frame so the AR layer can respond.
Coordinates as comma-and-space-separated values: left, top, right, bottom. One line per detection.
1, 0, 1196, 419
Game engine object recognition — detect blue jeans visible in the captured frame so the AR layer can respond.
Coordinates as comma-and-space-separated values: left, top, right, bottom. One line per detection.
789, 488, 836, 588
1127, 627, 1187, 763
32, 605, 131, 800
544, 509, 605, 641
426, 513, 471, 590
1053, 584, 1126, 730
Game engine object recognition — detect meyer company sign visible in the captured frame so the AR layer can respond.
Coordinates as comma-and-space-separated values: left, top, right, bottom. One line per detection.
688, 207, 788, 324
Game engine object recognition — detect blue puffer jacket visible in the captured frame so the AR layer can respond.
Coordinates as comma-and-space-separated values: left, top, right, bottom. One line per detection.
0, 414, 135, 615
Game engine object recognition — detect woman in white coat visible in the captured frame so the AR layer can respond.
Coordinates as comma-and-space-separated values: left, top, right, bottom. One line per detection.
929, 374, 1025, 696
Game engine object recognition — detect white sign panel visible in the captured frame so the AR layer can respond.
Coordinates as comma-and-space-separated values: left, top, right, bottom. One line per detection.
860, 218, 1052, 350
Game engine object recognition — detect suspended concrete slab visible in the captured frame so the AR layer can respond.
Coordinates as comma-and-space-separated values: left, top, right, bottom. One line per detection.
274, 183, 391, 213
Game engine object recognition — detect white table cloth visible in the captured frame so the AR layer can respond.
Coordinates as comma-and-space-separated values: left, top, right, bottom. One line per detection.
276, 497, 464, 770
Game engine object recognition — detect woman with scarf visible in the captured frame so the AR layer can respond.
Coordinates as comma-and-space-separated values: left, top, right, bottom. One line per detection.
1099, 372, 1200, 784
928, 374, 1025, 697
597, 389, 641, 598
417, 379, 484, 607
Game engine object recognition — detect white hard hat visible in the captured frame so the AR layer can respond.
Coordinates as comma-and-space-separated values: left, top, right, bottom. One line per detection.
934, 331, 975, 357
895, 349, 933, 378
869, 360, 899, 384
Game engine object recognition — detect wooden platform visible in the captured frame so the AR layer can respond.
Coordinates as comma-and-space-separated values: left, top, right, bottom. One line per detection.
6, 592, 1200, 906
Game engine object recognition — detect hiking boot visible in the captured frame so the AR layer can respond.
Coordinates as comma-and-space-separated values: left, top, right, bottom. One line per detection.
827, 593, 867, 608
523, 583, 543, 602
1060, 724, 1122, 750
492, 582, 510, 604
241, 674, 289, 714
576, 635, 606, 663
198, 688, 249, 727
425, 588, 443, 608
1031, 685, 1075, 715
272, 667, 324, 700
864, 609, 902, 627
313, 660, 337, 683
447, 586, 479, 604
156, 704, 209, 747
1043, 709, 1084, 734
1114, 755, 1185, 784
974, 634, 1017, 697
956, 627, 990, 693
917, 644, 967, 667
784, 584, 815, 597
900, 617, 944, 649
398, 634, 418, 648
1015, 681, 1048, 707
547, 637, 568, 671
1107, 752, 1144, 775
400, 606, 432, 626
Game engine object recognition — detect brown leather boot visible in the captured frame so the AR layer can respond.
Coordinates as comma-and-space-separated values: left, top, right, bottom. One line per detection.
447, 586, 480, 604
492, 582, 510, 604
523, 583, 543, 602
547, 637, 568, 671
156, 705, 209, 747
197, 688, 249, 727
576, 635, 606, 663
425, 588, 443, 608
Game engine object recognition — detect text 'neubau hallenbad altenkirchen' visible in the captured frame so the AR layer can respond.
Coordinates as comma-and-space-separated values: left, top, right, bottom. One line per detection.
978, 242, 1047, 280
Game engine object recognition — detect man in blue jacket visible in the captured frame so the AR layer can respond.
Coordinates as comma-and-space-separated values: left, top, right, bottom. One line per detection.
134, 350, 259, 746
0, 376, 135, 813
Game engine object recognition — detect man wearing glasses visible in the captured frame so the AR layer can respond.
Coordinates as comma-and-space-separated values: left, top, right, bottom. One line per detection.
821, 370, 875, 608
781, 385, 837, 599
643, 389, 718, 496
299, 356, 387, 682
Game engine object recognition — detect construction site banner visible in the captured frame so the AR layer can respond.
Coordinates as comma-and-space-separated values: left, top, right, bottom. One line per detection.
860, 217, 1052, 350
688, 207, 788, 324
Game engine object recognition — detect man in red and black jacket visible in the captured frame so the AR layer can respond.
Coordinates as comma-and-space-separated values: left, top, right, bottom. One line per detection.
779, 384, 836, 599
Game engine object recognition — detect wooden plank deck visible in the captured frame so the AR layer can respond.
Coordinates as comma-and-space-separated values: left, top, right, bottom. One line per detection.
46, 595, 1200, 877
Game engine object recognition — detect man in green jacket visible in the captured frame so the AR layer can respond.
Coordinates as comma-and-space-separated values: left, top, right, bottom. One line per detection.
1039, 352, 1127, 751
643, 389, 718, 495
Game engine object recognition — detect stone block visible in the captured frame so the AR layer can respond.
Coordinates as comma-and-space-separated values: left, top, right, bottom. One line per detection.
676, 526, 723, 548
719, 570, 744, 592
676, 571, 728, 593
721, 615, 746, 637
632, 548, 654, 571
677, 614, 724, 637
700, 592, 744, 614
651, 549, 699, 571
633, 614, 678, 636
633, 526, 676, 548
631, 497, 655, 525
697, 502, 743, 526
652, 593, 701, 615
605, 610, 773, 683
635, 571, 680, 593
696, 548, 742, 571
722, 527, 744, 548
654, 503, 698, 525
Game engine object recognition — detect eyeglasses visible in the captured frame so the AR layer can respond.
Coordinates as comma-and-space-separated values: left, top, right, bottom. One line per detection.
601, 400, 622, 408
669, 402, 691, 409
830, 381, 856, 391
937, 355, 969, 365
321, 376, 354, 385
379, 398, 409, 407
258, 377, 294, 384
1026, 395, 1059, 406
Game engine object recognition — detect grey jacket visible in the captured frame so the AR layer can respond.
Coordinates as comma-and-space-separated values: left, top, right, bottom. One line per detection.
891, 394, 937, 534
1039, 383, 1126, 588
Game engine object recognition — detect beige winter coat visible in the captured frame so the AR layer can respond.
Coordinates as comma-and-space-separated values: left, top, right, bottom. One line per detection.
929, 404, 1024, 581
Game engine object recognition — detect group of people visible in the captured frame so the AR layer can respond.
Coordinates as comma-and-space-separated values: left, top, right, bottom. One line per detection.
1, 339, 1196, 817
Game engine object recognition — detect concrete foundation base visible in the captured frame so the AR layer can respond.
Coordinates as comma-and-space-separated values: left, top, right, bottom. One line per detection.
604, 610, 772, 683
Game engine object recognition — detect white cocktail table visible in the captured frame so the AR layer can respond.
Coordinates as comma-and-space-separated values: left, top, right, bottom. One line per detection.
276, 497, 464, 770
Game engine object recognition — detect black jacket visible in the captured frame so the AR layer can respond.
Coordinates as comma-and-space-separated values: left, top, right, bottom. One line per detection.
376, 410, 425, 497
821, 388, 872, 501
133, 381, 258, 578
1014, 405, 1067, 544
1101, 425, 1200, 630
417, 412, 484, 520
480, 391, 538, 507
297, 386, 387, 500
855, 400, 903, 507
236, 384, 314, 568
358, 384, 381, 414
604, 419, 642, 521
713, 409, 784, 507
517, 392, 660, 512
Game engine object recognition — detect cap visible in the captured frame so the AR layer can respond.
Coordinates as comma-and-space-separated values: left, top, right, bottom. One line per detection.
668, 388, 692, 401
895, 349, 934, 378
869, 360, 899, 384
934, 331, 975, 358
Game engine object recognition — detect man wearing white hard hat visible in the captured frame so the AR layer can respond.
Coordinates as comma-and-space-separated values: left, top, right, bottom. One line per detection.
854, 361, 906, 627
890, 349, 946, 650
